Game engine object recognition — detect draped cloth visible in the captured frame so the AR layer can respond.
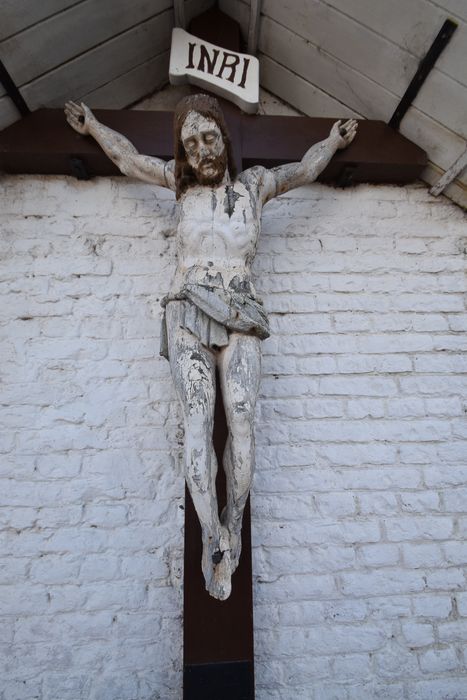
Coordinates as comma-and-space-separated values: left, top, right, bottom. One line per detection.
159, 269, 270, 360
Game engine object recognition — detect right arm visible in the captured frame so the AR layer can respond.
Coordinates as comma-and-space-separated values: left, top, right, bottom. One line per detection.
64, 101, 175, 190
241, 119, 358, 205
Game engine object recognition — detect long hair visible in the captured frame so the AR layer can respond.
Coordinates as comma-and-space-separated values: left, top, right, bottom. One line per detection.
173, 94, 237, 200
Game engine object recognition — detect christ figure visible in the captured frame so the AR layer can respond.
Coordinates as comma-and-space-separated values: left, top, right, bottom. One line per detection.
65, 94, 357, 599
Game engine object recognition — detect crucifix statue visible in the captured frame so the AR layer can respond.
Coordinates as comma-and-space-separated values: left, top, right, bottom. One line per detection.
65, 94, 357, 600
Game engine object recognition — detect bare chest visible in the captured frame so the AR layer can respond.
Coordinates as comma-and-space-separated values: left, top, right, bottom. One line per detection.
177, 181, 260, 263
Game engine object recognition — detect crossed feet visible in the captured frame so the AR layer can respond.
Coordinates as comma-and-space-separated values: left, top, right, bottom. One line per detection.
201, 512, 243, 600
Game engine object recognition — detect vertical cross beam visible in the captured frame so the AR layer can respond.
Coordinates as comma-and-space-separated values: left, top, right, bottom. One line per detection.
183, 378, 255, 700
182, 9, 255, 698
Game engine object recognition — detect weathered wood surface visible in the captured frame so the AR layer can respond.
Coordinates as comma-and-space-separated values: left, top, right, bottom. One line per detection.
0, 13, 171, 128
219, 0, 467, 199
0, 0, 82, 41
430, 146, 467, 196
314, 0, 467, 88
260, 57, 359, 121
0, 1, 170, 104
81, 52, 170, 109
423, 0, 467, 24
0, 108, 426, 183
13, 12, 173, 110
0, 0, 172, 88
221, 0, 467, 130
0, 0, 213, 130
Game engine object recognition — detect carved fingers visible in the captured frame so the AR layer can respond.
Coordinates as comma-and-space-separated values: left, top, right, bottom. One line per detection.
332, 118, 358, 149
64, 100, 94, 135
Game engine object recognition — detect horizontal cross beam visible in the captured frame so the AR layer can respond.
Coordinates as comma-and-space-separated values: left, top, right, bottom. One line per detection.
0, 107, 426, 185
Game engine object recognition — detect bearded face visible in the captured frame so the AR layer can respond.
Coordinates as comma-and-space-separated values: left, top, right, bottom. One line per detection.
180, 111, 228, 186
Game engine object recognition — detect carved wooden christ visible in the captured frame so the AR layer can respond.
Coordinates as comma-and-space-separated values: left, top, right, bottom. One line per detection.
64, 94, 357, 600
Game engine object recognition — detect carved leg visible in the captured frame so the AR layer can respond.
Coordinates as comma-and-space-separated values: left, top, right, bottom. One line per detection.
219, 333, 261, 574
166, 304, 231, 600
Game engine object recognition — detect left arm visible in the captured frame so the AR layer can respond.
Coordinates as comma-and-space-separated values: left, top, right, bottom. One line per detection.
64, 101, 175, 189
255, 119, 358, 204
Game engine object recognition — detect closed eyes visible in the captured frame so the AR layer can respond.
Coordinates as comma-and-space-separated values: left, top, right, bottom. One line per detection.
183, 132, 219, 152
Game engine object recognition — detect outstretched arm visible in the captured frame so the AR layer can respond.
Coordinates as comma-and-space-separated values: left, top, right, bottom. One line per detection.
256, 119, 358, 204
64, 101, 175, 190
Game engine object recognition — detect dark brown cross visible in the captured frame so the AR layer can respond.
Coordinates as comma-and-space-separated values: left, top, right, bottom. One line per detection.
0, 9, 426, 700
0, 105, 426, 185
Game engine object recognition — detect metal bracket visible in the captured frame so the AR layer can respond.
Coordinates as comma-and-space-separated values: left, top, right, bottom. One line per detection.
337, 164, 357, 188
389, 19, 457, 130
69, 157, 90, 180
0, 59, 30, 117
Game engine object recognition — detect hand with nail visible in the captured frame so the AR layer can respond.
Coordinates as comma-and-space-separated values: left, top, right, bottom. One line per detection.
331, 118, 359, 149
64, 101, 96, 136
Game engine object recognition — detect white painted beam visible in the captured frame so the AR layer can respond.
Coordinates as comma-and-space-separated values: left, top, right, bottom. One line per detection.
429, 147, 467, 196
248, 0, 262, 55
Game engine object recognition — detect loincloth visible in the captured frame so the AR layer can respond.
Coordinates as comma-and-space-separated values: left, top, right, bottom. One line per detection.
159, 271, 269, 360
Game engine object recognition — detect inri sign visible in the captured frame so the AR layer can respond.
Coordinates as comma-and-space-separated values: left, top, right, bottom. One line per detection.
169, 28, 259, 114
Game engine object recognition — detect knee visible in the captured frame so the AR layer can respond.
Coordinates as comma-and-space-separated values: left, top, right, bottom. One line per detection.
186, 454, 210, 492
183, 411, 212, 489
185, 410, 211, 441
183, 390, 213, 438
229, 403, 254, 442
185, 435, 211, 491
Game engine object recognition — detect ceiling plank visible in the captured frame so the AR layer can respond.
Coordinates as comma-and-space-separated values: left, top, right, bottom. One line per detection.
225, 0, 467, 139
230, 0, 418, 96
0, 0, 172, 88
428, 0, 467, 23
19, 11, 173, 110
81, 52, 170, 109
0, 0, 84, 42
410, 68, 467, 140
322, 0, 467, 88
0, 0, 212, 107
260, 56, 361, 119
260, 15, 395, 120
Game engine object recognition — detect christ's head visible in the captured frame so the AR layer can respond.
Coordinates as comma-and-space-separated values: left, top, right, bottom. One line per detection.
173, 94, 237, 199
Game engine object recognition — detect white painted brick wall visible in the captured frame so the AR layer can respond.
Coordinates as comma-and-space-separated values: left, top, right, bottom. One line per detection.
1, 175, 466, 700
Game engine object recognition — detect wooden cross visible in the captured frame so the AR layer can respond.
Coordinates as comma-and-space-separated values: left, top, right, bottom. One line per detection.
0, 105, 425, 185
0, 9, 426, 700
